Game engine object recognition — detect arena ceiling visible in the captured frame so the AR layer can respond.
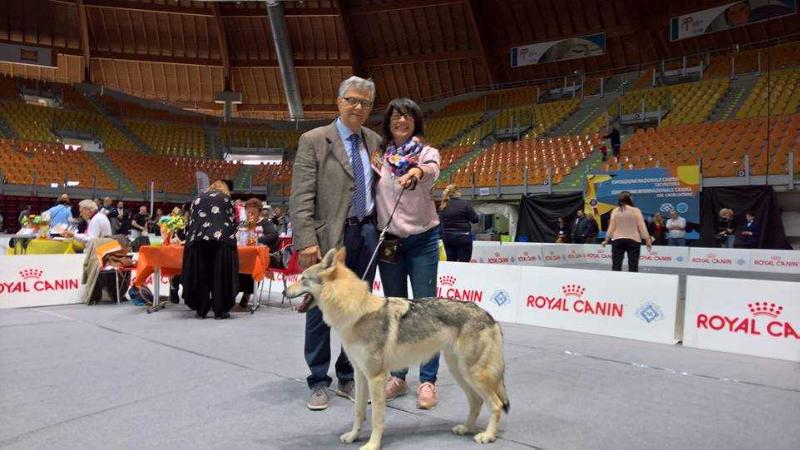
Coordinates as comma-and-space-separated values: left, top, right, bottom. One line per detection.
0, 0, 797, 119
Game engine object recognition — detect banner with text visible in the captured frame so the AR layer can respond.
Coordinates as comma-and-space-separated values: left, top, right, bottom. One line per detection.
0, 254, 85, 308
670, 0, 796, 41
683, 276, 800, 361
586, 166, 701, 223
516, 265, 679, 344
511, 33, 606, 67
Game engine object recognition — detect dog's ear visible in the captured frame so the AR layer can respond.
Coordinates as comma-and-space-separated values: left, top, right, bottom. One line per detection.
320, 248, 337, 270
334, 247, 346, 266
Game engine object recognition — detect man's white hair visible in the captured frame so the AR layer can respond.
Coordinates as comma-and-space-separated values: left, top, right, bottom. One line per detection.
337, 76, 375, 100
79, 199, 98, 212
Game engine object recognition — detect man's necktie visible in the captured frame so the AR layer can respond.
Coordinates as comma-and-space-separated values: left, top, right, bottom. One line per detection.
347, 134, 367, 221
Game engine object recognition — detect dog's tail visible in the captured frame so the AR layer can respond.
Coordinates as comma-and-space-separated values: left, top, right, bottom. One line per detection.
499, 373, 510, 414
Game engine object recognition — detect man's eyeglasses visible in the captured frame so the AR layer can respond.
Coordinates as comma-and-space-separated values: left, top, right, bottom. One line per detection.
342, 96, 373, 108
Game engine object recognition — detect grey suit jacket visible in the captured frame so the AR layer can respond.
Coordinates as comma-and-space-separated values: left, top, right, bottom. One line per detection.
289, 120, 382, 254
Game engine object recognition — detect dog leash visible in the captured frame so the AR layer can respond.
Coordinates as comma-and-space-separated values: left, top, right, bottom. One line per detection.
360, 179, 410, 281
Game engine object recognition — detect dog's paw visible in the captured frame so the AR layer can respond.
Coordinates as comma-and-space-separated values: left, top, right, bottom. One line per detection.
339, 431, 359, 444
473, 432, 497, 444
358, 443, 380, 450
452, 424, 472, 435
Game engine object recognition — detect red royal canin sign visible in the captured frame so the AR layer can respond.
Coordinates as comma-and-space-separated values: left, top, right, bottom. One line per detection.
526, 283, 624, 318
684, 276, 800, 362
437, 275, 483, 303
0, 255, 85, 308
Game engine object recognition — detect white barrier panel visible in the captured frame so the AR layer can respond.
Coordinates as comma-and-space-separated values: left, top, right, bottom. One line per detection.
540, 244, 576, 266
748, 250, 800, 275
470, 241, 506, 264
436, 262, 521, 324
689, 247, 750, 271
517, 266, 680, 344
0, 254, 85, 308
583, 244, 613, 265
498, 242, 545, 266
683, 276, 800, 362
637, 246, 690, 268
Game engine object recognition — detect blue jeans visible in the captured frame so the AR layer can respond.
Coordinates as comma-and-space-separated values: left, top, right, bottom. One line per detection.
668, 237, 686, 246
378, 226, 440, 383
305, 220, 378, 389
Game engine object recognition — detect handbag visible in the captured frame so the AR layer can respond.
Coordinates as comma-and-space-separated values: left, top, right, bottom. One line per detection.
378, 233, 401, 264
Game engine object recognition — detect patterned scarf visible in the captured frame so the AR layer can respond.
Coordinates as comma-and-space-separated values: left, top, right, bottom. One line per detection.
384, 138, 423, 177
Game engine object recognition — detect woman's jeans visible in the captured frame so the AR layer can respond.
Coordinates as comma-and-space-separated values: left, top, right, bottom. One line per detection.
378, 226, 440, 383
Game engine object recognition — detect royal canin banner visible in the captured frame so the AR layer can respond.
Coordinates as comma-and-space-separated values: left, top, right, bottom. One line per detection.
516, 266, 679, 344
747, 249, 800, 275
0, 255, 85, 308
376, 261, 679, 344
688, 247, 751, 271
683, 276, 800, 362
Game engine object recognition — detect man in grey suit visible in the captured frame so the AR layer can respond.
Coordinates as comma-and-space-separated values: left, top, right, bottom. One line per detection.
289, 76, 382, 411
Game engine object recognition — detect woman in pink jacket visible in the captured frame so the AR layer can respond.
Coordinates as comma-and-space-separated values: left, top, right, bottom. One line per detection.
601, 191, 652, 272
372, 97, 442, 410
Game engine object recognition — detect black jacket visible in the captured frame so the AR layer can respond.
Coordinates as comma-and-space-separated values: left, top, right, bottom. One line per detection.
439, 198, 479, 235
186, 190, 237, 247
570, 216, 591, 241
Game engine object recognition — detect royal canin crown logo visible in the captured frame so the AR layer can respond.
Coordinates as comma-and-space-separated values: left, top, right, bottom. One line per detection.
439, 275, 456, 286
561, 284, 586, 297
19, 269, 43, 280
771, 255, 781, 261
748, 302, 783, 318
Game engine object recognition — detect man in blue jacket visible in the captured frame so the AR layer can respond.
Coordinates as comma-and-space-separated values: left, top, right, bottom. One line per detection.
44, 194, 74, 229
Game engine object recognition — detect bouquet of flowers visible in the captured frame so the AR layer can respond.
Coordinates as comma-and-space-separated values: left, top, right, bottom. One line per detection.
21, 213, 50, 239
20, 214, 43, 228
158, 209, 186, 244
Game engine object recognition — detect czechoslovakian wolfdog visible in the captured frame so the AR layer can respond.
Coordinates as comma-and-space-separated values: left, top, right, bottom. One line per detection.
286, 248, 510, 450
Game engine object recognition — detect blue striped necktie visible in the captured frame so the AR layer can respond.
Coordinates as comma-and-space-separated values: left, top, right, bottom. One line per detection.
347, 134, 367, 221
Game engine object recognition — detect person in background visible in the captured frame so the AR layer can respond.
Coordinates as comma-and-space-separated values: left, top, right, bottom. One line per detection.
289, 76, 382, 411
234, 199, 246, 224
603, 126, 621, 158
599, 144, 608, 162
648, 212, 667, 246
60, 199, 112, 243
116, 201, 131, 237
101, 197, 119, 233
131, 205, 149, 240
271, 206, 287, 233
601, 191, 652, 272
150, 208, 164, 235
234, 198, 279, 311
44, 194, 74, 229
439, 183, 478, 262
181, 179, 238, 320
584, 212, 599, 243
556, 217, 570, 243
716, 208, 736, 248
374, 98, 442, 410
740, 211, 760, 249
666, 209, 687, 246
18, 205, 31, 227
570, 210, 591, 244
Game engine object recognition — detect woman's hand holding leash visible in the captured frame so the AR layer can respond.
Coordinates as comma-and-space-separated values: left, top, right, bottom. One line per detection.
397, 167, 422, 190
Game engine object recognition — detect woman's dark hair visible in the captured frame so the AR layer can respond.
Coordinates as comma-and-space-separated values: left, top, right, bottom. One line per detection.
618, 191, 634, 210
381, 97, 424, 150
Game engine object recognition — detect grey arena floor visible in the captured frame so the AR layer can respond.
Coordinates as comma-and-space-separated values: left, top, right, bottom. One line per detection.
1, 288, 799, 450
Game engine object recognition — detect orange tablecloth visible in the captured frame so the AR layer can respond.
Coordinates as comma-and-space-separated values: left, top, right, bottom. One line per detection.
133, 245, 270, 288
